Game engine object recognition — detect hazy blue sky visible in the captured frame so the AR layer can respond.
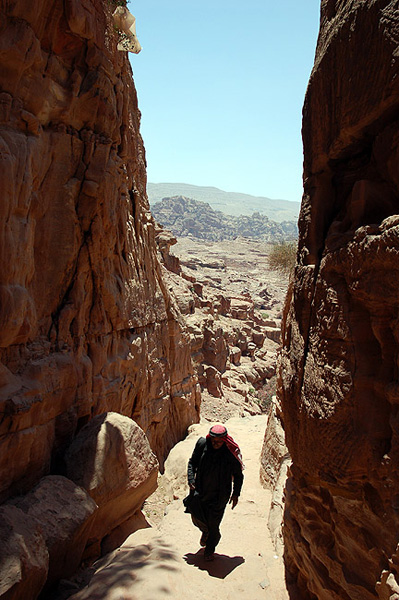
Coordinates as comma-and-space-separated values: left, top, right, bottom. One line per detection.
129, 1, 321, 204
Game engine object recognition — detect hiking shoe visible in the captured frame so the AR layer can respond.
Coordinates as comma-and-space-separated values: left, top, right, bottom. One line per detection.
200, 533, 208, 547
204, 552, 215, 562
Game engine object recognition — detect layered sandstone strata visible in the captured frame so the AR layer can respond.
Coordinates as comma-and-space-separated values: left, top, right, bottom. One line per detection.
0, 0, 199, 506
281, 2, 399, 599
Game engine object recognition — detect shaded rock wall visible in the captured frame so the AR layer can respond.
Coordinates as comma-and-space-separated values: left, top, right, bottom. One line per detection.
0, 0, 199, 503
260, 396, 290, 556
281, 2, 399, 599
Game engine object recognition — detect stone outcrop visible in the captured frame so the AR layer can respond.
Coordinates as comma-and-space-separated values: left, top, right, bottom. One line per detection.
65, 412, 158, 557
0, 0, 199, 511
152, 196, 298, 242
1, 414, 158, 598
112, 6, 141, 54
11, 476, 97, 589
281, 2, 399, 599
0, 505, 48, 600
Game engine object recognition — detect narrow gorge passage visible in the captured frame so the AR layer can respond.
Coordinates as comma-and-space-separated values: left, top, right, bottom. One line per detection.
68, 415, 289, 600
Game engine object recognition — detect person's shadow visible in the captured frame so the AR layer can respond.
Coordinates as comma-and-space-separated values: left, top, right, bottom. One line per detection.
183, 549, 245, 579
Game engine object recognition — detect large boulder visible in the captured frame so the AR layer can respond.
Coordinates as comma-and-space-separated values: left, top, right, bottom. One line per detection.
65, 413, 158, 556
12, 476, 97, 588
0, 505, 48, 600
281, 2, 399, 598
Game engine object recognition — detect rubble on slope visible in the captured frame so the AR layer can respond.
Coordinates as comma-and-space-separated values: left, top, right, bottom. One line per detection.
155, 227, 289, 423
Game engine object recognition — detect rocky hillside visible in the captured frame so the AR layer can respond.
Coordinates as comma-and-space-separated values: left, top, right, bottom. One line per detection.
152, 196, 297, 242
155, 229, 288, 423
148, 182, 300, 221
0, 1, 199, 596
279, 2, 399, 599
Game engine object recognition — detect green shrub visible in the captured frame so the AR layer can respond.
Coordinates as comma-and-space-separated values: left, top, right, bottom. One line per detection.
255, 376, 277, 412
268, 242, 297, 274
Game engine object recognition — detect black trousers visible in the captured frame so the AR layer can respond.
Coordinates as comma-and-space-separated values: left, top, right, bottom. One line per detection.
191, 503, 226, 554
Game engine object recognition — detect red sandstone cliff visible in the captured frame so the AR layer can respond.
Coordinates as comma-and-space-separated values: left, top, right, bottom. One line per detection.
281, 2, 399, 599
0, 0, 199, 504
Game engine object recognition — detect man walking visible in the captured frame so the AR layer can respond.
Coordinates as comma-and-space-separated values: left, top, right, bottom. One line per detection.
185, 424, 244, 561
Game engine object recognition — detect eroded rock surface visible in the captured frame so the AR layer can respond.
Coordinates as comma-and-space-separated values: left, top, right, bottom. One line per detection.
281, 2, 399, 599
0, 505, 48, 600
0, 0, 199, 508
11, 476, 97, 589
260, 397, 290, 556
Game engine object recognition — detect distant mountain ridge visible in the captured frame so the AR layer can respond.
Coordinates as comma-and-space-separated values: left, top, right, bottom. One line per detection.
147, 182, 300, 223
152, 196, 298, 243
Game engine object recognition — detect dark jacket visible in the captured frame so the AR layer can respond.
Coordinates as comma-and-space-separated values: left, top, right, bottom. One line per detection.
187, 437, 243, 510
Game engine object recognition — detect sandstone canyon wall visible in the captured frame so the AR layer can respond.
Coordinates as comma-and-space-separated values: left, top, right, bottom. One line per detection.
0, 0, 200, 505
281, 2, 399, 599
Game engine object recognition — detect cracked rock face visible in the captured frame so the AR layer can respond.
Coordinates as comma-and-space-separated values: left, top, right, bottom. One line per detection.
0, 0, 199, 503
281, 2, 399, 599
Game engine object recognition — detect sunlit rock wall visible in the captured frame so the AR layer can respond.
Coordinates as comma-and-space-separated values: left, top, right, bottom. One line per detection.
281, 2, 399, 599
0, 0, 199, 503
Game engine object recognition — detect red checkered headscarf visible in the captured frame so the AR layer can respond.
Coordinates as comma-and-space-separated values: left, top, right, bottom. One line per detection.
207, 424, 244, 470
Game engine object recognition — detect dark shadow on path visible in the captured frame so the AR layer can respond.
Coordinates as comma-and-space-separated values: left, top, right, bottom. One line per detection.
49, 538, 179, 600
183, 549, 245, 579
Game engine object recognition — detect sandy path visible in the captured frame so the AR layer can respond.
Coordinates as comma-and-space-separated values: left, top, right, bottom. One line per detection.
70, 415, 289, 600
